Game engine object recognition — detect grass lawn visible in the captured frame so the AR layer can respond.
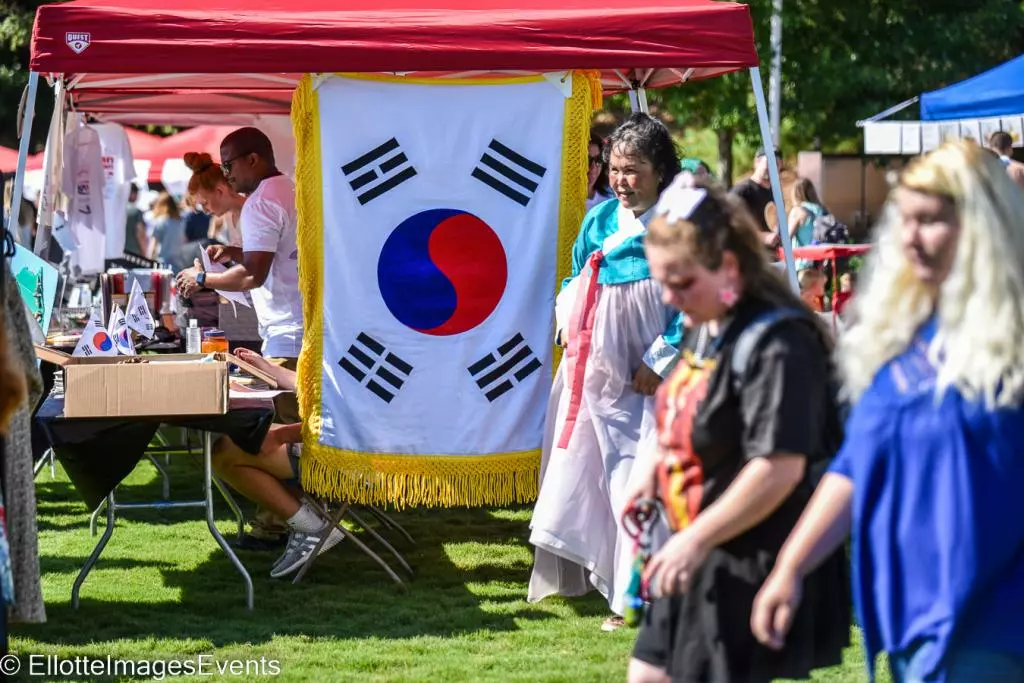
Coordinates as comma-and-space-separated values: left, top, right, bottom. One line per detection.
14, 454, 886, 682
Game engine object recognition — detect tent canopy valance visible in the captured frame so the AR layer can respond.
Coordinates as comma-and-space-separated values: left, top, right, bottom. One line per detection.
30, 0, 758, 121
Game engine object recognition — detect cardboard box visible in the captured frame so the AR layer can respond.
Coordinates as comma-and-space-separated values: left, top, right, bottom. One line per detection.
35, 347, 278, 419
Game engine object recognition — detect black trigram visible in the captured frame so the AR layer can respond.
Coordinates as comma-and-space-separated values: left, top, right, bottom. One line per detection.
468, 333, 543, 402
339, 333, 414, 404
471, 139, 547, 207
129, 305, 154, 332
342, 138, 417, 205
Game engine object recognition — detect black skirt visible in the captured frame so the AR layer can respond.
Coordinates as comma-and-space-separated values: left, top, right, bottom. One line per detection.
632, 545, 850, 683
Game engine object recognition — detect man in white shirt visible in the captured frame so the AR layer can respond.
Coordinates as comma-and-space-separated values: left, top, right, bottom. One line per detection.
177, 128, 305, 552
177, 127, 304, 386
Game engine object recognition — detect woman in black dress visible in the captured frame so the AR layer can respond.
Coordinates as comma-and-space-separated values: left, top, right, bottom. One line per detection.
626, 176, 850, 683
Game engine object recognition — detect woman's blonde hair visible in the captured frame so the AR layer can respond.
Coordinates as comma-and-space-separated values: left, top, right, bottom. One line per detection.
646, 178, 828, 343
150, 192, 181, 221
839, 140, 1024, 407
184, 152, 228, 203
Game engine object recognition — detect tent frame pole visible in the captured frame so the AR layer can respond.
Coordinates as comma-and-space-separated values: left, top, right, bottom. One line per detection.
749, 66, 798, 293
628, 88, 649, 114
7, 72, 39, 241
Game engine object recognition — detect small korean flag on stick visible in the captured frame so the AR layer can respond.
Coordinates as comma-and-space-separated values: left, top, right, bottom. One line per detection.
126, 279, 156, 339
72, 309, 118, 358
108, 305, 135, 356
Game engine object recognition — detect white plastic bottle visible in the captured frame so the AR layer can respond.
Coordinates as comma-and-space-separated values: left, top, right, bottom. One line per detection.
185, 319, 202, 354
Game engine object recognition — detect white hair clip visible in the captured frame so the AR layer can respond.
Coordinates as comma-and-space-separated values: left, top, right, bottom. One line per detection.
654, 172, 707, 224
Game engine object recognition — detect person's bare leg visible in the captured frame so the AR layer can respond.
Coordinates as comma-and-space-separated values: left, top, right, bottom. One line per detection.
627, 659, 671, 683
213, 436, 300, 520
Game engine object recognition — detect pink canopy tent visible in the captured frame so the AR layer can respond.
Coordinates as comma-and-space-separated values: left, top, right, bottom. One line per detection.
0, 146, 20, 173
142, 125, 239, 182
8, 126, 163, 174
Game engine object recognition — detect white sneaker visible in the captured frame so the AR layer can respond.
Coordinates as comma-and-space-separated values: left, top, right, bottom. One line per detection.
269, 525, 345, 578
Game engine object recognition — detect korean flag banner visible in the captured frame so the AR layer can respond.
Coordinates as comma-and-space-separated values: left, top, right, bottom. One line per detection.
292, 72, 599, 507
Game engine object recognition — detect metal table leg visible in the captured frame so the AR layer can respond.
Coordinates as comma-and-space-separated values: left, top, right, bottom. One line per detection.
88, 499, 106, 537
146, 454, 171, 500
202, 431, 254, 610
213, 475, 247, 542
73, 492, 115, 609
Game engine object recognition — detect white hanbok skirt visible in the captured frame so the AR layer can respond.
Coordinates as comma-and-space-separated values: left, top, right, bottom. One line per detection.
528, 264, 674, 615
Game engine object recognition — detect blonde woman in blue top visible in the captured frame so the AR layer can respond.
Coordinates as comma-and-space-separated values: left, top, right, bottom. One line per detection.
752, 140, 1024, 682
529, 114, 683, 629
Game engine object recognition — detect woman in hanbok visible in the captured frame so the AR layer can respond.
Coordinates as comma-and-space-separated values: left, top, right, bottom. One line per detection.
753, 140, 1024, 682
529, 113, 683, 629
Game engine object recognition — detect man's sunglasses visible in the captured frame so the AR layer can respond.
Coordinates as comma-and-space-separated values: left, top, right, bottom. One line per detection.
589, 155, 602, 166
221, 152, 251, 175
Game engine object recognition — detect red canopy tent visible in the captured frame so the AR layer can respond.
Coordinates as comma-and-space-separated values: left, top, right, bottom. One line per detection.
19, 0, 794, 270
30, 0, 759, 124
13, 0, 804, 610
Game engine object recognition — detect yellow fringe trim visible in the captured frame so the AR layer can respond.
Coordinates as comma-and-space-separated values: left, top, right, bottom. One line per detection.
553, 70, 601, 371
299, 446, 541, 509
292, 72, 597, 507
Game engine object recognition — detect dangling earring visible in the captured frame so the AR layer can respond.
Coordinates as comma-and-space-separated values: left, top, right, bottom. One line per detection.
718, 284, 738, 308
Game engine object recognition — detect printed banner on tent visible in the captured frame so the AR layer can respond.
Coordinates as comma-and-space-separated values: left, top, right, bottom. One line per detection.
292, 71, 598, 507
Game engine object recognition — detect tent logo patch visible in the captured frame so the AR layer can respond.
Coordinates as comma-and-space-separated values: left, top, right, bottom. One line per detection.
66, 33, 91, 55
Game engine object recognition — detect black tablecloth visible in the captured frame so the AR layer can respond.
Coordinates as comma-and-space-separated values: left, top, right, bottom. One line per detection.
36, 395, 275, 509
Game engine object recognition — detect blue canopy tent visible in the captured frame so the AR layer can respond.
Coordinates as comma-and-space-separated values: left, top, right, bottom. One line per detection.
921, 54, 1024, 121
860, 53, 1024, 154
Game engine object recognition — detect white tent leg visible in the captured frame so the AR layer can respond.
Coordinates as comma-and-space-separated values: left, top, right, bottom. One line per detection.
749, 66, 798, 293
7, 72, 39, 239
628, 88, 649, 114
35, 79, 66, 257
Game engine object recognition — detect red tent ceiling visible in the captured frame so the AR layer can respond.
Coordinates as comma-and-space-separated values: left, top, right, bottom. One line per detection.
30, 0, 759, 120
0, 146, 21, 173
142, 125, 239, 180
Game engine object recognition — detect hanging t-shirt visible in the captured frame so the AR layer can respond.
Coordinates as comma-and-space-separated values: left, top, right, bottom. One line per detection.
90, 123, 137, 259
61, 124, 107, 275
240, 174, 304, 358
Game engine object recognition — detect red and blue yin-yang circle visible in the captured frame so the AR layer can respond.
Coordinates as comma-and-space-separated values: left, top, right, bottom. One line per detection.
92, 331, 113, 352
377, 209, 508, 336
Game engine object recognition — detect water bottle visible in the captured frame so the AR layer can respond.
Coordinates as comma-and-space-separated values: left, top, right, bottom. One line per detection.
185, 319, 202, 354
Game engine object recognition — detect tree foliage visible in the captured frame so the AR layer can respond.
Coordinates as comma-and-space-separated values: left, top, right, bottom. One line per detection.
651, 0, 1024, 181
0, 1, 55, 152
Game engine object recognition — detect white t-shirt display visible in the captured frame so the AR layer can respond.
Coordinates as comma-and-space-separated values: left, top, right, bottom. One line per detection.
240, 174, 304, 358
61, 124, 107, 275
90, 123, 137, 259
